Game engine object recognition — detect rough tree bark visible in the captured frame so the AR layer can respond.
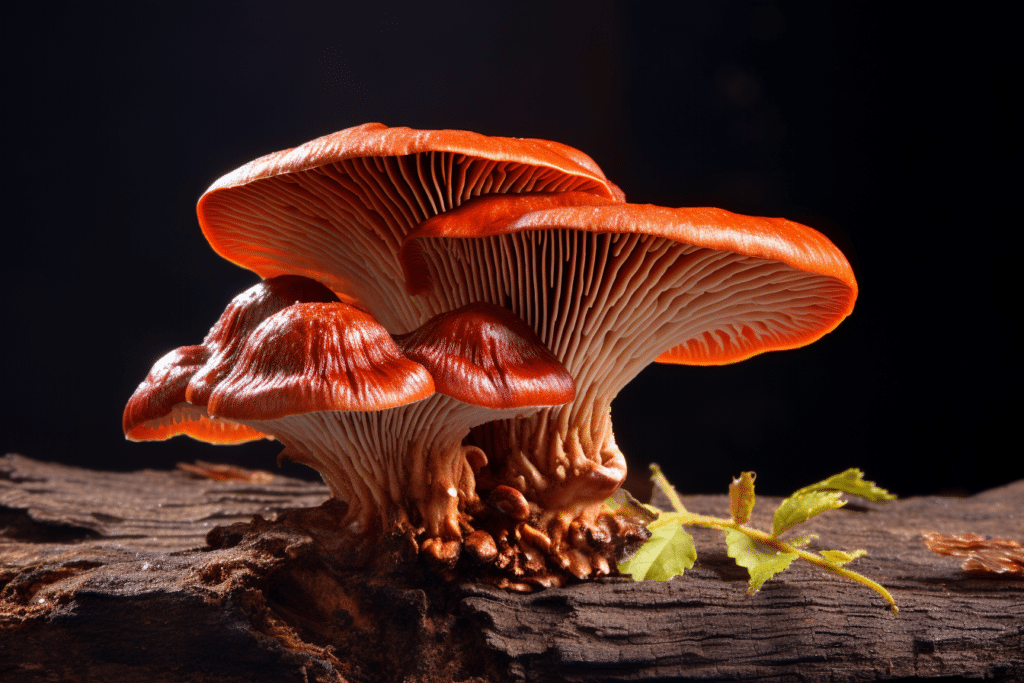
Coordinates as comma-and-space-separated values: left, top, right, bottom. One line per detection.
1, 453, 1021, 682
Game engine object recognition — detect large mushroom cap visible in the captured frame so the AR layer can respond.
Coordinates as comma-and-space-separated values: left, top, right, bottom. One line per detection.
401, 192, 857, 367
208, 301, 435, 421
394, 301, 575, 410
196, 123, 624, 332
399, 192, 858, 562
202, 123, 623, 200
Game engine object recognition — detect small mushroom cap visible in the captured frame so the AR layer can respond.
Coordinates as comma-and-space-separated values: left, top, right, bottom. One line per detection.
186, 275, 341, 406
401, 193, 858, 365
208, 302, 435, 421
123, 275, 341, 443
394, 301, 575, 410
122, 345, 267, 443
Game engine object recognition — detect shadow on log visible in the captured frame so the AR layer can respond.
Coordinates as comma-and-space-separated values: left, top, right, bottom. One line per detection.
2, 453, 1022, 682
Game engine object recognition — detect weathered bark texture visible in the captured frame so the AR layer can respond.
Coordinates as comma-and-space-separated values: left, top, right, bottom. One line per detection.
2, 453, 1021, 682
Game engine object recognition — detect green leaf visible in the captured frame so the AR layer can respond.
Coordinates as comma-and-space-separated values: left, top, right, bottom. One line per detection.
772, 489, 846, 537
796, 468, 896, 503
729, 471, 756, 525
726, 530, 798, 594
819, 549, 867, 564
748, 553, 800, 594
772, 469, 895, 537
619, 523, 696, 581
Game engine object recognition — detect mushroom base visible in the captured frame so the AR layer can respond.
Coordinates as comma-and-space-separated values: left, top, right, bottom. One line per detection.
242, 400, 647, 587
451, 500, 650, 591
458, 401, 647, 587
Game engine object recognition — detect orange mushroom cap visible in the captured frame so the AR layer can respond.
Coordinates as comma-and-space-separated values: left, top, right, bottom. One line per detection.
401, 192, 857, 366
187, 275, 342, 405
123, 275, 343, 443
122, 345, 266, 444
394, 301, 575, 410
195, 123, 624, 332
207, 302, 435, 421
201, 123, 623, 201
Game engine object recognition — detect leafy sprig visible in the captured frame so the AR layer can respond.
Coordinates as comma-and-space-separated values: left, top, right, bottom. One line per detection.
615, 466, 898, 615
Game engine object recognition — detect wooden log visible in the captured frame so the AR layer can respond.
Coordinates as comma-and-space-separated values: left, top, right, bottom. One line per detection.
2, 453, 1021, 682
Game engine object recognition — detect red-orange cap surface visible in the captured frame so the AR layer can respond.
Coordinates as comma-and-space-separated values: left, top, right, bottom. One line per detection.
208, 302, 435, 421
195, 124, 623, 327
394, 301, 575, 410
123, 345, 268, 444
201, 123, 623, 200
186, 275, 340, 406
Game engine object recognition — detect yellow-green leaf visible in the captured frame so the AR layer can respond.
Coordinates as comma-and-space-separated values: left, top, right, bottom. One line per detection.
772, 489, 846, 537
725, 530, 798, 593
748, 553, 800, 593
619, 523, 696, 581
819, 549, 867, 565
729, 471, 756, 524
795, 468, 896, 503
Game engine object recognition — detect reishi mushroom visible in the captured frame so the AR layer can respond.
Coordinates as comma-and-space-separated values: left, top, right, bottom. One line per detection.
400, 191, 857, 577
205, 299, 435, 539
195, 296, 573, 564
125, 123, 858, 588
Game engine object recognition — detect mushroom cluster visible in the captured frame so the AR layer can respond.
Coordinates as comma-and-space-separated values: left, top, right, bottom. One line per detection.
125, 123, 857, 588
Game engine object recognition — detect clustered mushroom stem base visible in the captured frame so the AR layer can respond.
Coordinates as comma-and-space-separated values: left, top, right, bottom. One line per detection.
240, 399, 534, 567
470, 399, 639, 581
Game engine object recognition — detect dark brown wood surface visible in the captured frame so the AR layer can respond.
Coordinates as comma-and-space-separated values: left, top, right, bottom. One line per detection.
2, 453, 1021, 682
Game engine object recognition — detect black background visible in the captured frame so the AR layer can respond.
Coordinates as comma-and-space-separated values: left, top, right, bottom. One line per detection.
4, 2, 1017, 498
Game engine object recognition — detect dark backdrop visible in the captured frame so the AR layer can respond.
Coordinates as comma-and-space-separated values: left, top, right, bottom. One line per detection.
4, 2, 1017, 498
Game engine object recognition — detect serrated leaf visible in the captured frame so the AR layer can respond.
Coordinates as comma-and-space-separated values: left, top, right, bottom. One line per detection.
729, 471, 756, 524
772, 489, 846, 537
726, 529, 778, 568
619, 523, 696, 581
819, 549, 867, 564
726, 530, 798, 593
796, 468, 896, 503
748, 553, 800, 593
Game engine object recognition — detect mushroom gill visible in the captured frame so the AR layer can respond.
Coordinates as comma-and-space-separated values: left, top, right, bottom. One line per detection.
197, 123, 623, 333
